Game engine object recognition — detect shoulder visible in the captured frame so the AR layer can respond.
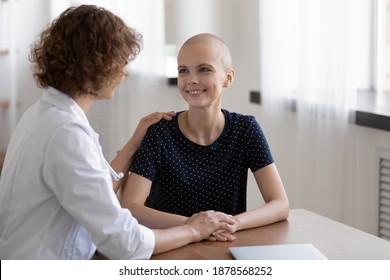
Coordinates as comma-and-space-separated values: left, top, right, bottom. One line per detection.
152, 111, 182, 131
222, 109, 266, 141
223, 109, 258, 127
49, 112, 93, 141
20, 98, 92, 143
142, 113, 179, 142
147, 116, 176, 134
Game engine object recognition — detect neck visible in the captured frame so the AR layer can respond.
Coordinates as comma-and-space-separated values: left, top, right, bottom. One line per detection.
73, 94, 96, 113
179, 108, 225, 146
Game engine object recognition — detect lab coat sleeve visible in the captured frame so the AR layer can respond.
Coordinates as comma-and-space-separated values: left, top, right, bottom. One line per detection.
42, 122, 155, 259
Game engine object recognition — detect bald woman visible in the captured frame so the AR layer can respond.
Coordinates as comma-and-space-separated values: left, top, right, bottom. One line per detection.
121, 33, 289, 241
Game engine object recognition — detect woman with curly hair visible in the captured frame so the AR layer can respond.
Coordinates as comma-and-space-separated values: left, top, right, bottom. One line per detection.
0, 5, 235, 260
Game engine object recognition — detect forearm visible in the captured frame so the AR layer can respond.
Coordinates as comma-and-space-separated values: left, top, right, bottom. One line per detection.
234, 199, 289, 231
127, 203, 188, 229
110, 139, 139, 193
152, 225, 198, 255
234, 164, 289, 231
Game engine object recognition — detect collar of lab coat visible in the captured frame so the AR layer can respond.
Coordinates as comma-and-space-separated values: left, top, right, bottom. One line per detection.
41, 86, 108, 179
42, 87, 91, 128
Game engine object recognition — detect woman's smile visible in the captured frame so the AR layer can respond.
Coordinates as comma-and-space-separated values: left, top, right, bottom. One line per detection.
186, 89, 207, 95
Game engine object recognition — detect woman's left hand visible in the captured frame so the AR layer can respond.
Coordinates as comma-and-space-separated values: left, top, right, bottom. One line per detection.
207, 215, 238, 242
208, 230, 236, 242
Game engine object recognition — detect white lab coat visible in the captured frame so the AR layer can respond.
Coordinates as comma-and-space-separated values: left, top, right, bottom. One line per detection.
0, 87, 154, 259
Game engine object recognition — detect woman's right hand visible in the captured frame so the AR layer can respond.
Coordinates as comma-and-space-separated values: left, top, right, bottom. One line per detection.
130, 111, 176, 148
185, 211, 236, 242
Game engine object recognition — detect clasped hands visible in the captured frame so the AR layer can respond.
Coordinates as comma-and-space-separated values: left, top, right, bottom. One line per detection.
184, 210, 237, 243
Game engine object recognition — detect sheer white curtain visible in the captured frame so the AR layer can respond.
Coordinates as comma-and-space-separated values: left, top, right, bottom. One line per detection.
259, 0, 370, 226
260, 0, 364, 118
50, 0, 167, 160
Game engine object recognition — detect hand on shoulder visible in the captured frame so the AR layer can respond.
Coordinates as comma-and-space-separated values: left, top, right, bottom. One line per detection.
131, 111, 176, 147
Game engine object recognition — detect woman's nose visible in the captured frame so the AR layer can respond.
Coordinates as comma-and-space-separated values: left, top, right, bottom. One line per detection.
187, 74, 198, 84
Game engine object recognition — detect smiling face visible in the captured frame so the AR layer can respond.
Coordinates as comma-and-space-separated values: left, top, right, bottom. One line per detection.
177, 33, 234, 110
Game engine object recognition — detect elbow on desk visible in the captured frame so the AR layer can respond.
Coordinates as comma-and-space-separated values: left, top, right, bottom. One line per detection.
282, 206, 290, 221
278, 200, 290, 222
261, 200, 290, 226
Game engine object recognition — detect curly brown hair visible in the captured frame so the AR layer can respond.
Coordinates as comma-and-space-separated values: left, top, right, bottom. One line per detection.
30, 5, 142, 97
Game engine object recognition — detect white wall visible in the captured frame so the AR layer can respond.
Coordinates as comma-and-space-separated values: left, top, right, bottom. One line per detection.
1, 0, 385, 236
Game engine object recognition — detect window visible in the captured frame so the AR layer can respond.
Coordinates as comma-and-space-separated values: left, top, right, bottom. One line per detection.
376, 0, 390, 92
385, 0, 390, 91
165, 44, 178, 79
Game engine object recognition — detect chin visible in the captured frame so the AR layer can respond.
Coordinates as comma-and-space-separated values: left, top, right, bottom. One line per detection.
106, 91, 116, 99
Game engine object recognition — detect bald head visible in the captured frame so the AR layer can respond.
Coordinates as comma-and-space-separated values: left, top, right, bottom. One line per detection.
179, 33, 232, 70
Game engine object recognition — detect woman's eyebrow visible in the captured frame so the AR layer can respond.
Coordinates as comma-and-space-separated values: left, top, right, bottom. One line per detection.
177, 63, 214, 69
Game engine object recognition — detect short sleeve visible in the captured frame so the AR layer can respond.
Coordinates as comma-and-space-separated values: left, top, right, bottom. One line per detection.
245, 117, 274, 172
131, 125, 162, 181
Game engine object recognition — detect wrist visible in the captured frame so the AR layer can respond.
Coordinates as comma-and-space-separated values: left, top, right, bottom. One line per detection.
118, 139, 138, 165
184, 224, 201, 242
123, 137, 139, 154
232, 215, 241, 232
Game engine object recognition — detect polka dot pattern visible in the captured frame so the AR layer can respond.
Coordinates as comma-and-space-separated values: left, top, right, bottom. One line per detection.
131, 109, 274, 216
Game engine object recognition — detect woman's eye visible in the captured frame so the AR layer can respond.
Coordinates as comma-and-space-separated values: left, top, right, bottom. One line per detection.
178, 68, 188, 74
199, 67, 210, 72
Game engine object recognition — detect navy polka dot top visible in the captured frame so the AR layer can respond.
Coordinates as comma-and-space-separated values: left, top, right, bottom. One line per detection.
130, 109, 274, 216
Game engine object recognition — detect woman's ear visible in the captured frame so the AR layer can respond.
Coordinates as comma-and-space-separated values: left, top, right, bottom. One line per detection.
223, 68, 235, 88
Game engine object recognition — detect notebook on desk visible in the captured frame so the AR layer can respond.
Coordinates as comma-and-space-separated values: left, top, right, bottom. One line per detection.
229, 243, 328, 260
